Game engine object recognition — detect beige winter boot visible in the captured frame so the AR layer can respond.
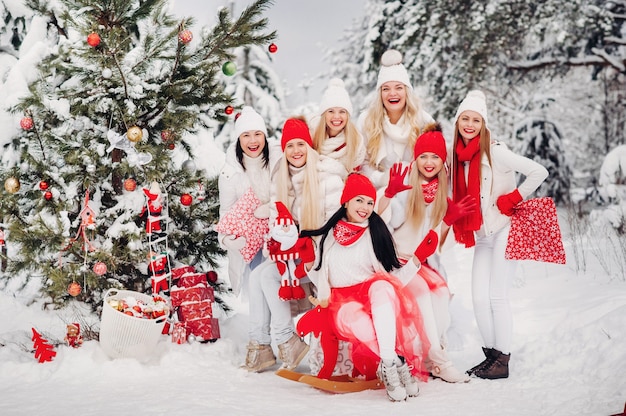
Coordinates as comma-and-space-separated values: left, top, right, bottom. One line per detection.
240, 341, 276, 372
432, 361, 470, 383
277, 333, 309, 370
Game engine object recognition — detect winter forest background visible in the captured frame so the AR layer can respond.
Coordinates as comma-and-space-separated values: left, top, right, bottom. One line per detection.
0, 0, 625, 414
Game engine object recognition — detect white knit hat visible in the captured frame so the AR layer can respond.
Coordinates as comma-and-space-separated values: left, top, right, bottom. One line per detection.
234, 106, 267, 138
375, 49, 413, 91
454, 90, 489, 126
318, 78, 353, 116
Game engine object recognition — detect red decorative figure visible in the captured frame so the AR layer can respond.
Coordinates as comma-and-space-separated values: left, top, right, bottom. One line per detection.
32, 328, 57, 362
149, 252, 168, 294
64, 323, 83, 348
267, 202, 315, 301
141, 182, 164, 235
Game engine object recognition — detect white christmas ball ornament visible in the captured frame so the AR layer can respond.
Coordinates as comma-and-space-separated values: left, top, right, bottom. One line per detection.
102, 68, 112, 79
182, 159, 196, 172
86, 164, 96, 173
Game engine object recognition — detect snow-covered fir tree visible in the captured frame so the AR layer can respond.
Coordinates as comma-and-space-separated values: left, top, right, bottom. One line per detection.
0, 0, 276, 309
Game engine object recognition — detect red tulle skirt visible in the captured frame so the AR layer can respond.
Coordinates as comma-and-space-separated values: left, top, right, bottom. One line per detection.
328, 272, 431, 381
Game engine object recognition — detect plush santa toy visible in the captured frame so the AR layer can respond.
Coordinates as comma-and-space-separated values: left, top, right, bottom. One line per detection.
148, 251, 169, 294
141, 182, 164, 236
266, 202, 315, 301
65, 323, 83, 348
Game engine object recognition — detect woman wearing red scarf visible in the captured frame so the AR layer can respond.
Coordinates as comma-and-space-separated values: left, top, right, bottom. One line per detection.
451, 91, 548, 379
377, 123, 475, 383
301, 173, 433, 402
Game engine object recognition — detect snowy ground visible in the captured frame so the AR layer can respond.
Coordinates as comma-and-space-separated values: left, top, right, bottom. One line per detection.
0, 218, 625, 416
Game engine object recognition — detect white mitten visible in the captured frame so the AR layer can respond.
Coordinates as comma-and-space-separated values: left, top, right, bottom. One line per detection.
253, 203, 270, 219
223, 235, 246, 251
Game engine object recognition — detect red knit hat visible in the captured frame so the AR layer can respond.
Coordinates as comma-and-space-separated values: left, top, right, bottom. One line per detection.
281, 118, 313, 151
413, 122, 447, 162
274, 201, 295, 225
340, 173, 377, 205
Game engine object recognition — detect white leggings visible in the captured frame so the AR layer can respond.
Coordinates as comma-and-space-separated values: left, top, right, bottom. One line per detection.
471, 225, 516, 354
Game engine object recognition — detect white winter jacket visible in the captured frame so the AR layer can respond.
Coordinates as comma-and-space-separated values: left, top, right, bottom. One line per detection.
217, 139, 282, 294
475, 142, 549, 237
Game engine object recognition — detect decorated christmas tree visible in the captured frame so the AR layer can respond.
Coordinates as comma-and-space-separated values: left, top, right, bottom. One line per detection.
0, 0, 276, 310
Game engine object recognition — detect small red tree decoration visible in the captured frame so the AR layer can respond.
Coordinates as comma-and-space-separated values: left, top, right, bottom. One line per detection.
32, 328, 57, 363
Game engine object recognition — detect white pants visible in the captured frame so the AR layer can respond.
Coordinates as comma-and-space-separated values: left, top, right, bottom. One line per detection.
472, 225, 516, 354
248, 259, 295, 345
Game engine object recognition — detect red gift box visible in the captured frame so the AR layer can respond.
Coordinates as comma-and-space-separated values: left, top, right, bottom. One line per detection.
178, 273, 207, 288
186, 317, 220, 341
177, 299, 213, 321
171, 265, 196, 280
171, 322, 187, 344
171, 286, 212, 306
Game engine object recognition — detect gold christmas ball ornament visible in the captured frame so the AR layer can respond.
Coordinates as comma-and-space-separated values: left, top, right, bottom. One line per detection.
68, 282, 82, 297
127, 126, 143, 142
4, 177, 20, 193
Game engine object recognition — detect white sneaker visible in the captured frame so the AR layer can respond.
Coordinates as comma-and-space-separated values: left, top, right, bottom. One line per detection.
377, 361, 407, 402
396, 362, 420, 397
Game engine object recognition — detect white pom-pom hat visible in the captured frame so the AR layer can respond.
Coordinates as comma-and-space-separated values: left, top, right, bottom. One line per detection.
234, 106, 267, 139
319, 78, 353, 116
454, 90, 489, 126
375, 49, 413, 91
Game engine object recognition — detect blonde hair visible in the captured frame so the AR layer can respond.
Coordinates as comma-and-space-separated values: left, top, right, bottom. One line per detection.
404, 163, 448, 228
363, 88, 426, 169
312, 112, 362, 172
274, 145, 323, 230
451, 118, 492, 186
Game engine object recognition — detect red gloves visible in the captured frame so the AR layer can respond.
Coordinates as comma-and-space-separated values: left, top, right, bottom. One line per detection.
414, 230, 438, 263
443, 195, 477, 226
496, 189, 523, 216
384, 163, 412, 198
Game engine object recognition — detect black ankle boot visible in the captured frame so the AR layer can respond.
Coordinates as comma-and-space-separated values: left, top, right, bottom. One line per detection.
474, 350, 510, 379
466, 347, 497, 375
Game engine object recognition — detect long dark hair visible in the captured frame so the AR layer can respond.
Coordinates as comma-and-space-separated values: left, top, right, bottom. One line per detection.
300, 206, 402, 272
235, 137, 270, 171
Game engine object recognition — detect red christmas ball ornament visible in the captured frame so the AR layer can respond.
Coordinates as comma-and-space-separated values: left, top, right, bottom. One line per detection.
44, 191, 53, 201
268, 43, 278, 53
87, 32, 101, 47
161, 129, 173, 141
180, 193, 193, 206
68, 282, 82, 297
167, 142, 175, 150
20, 117, 34, 130
207, 270, 218, 283
123, 178, 137, 192
178, 29, 193, 44
39, 180, 49, 190
93, 262, 107, 276
225, 105, 234, 115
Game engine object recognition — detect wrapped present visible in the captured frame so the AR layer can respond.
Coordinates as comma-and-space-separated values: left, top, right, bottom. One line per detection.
215, 187, 269, 263
177, 299, 213, 321
171, 265, 196, 280
177, 272, 208, 288
170, 285, 213, 306
186, 317, 220, 341
171, 322, 187, 344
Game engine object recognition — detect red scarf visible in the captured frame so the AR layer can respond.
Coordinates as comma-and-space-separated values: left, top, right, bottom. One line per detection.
421, 178, 438, 204
452, 138, 483, 247
334, 220, 367, 246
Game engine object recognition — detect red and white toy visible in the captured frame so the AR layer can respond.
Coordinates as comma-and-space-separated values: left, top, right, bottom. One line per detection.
142, 182, 164, 236
266, 202, 315, 301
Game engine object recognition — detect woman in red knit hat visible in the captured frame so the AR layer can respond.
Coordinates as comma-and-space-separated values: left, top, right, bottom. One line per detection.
377, 123, 476, 383
241, 116, 344, 373
301, 173, 434, 402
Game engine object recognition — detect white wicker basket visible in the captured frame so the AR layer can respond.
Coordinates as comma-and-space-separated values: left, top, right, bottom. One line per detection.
99, 288, 167, 360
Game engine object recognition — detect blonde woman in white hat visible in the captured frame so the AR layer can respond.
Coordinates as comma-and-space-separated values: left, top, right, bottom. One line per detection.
357, 50, 434, 190
450, 90, 548, 380
218, 106, 282, 297
310, 78, 366, 178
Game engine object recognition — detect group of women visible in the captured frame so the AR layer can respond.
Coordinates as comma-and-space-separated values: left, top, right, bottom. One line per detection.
217, 49, 548, 402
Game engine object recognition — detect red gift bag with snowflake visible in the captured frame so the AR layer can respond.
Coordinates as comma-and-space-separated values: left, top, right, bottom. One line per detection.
505, 197, 566, 264
214, 187, 269, 263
